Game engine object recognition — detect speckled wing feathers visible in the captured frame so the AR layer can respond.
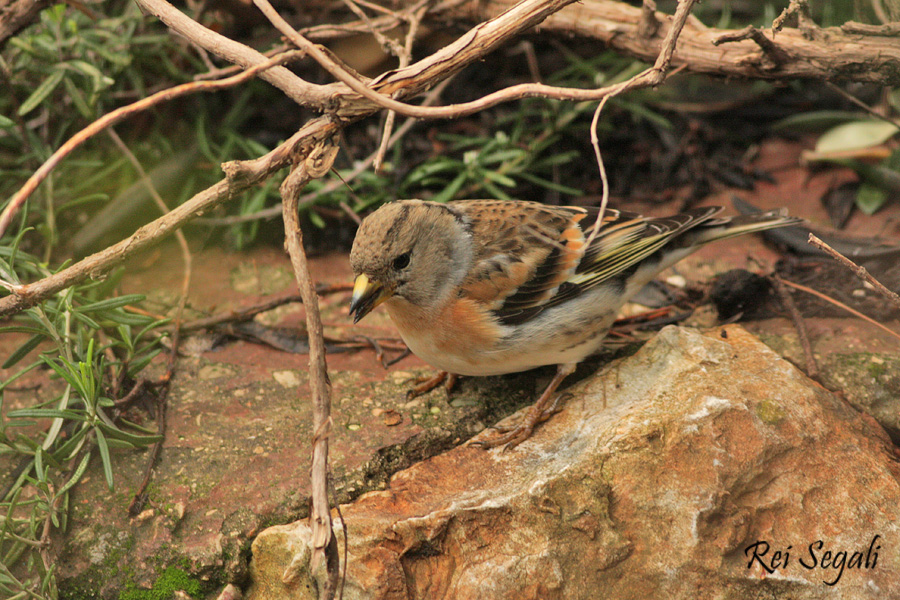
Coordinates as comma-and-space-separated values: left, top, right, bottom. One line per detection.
453, 200, 724, 325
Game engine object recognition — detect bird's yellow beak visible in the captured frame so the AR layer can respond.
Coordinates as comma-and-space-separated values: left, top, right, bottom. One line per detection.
349, 274, 391, 323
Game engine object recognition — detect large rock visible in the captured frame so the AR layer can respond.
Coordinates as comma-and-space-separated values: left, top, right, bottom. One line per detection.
248, 325, 900, 600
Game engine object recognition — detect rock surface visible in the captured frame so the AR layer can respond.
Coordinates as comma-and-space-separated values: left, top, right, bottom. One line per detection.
248, 325, 900, 600
40, 248, 541, 597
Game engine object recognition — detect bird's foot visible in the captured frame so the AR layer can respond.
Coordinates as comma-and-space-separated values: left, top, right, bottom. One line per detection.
472, 392, 570, 451
406, 371, 458, 400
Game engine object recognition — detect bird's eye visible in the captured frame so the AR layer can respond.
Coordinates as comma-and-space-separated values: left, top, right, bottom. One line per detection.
392, 252, 411, 270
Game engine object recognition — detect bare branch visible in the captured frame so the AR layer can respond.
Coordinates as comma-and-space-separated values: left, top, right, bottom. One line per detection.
841, 21, 900, 36
197, 76, 455, 227
772, 274, 819, 378
278, 140, 341, 596
133, 0, 332, 107
442, 0, 900, 85
0, 116, 340, 317
808, 234, 900, 312
779, 278, 900, 343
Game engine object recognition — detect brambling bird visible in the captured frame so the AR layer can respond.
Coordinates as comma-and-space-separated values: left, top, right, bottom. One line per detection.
349, 199, 800, 449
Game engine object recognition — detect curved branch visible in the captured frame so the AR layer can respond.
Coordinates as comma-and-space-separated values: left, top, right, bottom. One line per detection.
133, 0, 335, 107
442, 0, 900, 85
0, 118, 340, 317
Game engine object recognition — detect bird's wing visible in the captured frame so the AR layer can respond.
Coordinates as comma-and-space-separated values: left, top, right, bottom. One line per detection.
455, 200, 723, 325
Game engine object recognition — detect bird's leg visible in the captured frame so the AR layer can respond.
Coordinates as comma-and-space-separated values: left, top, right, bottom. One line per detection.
407, 371, 458, 400
444, 372, 459, 394
473, 363, 576, 451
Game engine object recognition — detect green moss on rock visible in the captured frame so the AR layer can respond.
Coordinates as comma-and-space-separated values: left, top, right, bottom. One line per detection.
119, 567, 202, 600
755, 399, 785, 424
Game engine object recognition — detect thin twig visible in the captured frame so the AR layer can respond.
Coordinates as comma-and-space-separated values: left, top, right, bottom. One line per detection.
179, 284, 353, 331
588, 94, 612, 245
106, 129, 193, 325
638, 0, 659, 38
108, 129, 193, 517
252, 0, 692, 121
373, 4, 428, 172
822, 81, 900, 130
340, 0, 403, 56
278, 140, 341, 597
712, 26, 791, 65
197, 76, 454, 227
808, 234, 900, 311
0, 50, 305, 240
113, 378, 149, 410
586, 0, 698, 246
779, 278, 900, 343
772, 0, 817, 35
135, 0, 326, 106
772, 274, 819, 378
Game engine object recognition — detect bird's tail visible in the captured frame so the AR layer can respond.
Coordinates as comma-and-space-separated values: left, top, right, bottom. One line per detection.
688, 208, 803, 246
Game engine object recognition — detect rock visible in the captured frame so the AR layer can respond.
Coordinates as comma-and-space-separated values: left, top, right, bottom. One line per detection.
248, 524, 316, 600
821, 352, 900, 442
247, 326, 900, 600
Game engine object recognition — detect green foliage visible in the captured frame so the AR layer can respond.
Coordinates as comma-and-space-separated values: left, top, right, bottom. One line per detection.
0, 1, 200, 256
1, 5, 186, 597
1, 247, 167, 598
784, 113, 900, 215
118, 567, 202, 600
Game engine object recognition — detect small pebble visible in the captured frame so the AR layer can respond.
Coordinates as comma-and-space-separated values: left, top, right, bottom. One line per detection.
383, 410, 402, 426
666, 275, 687, 288
273, 370, 301, 388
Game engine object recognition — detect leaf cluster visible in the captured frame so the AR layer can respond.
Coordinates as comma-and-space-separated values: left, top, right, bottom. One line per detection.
1, 241, 167, 598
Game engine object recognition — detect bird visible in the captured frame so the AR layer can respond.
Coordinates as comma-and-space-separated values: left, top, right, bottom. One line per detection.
349, 199, 801, 449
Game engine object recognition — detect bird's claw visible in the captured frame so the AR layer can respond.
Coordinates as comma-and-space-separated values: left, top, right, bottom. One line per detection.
471, 393, 570, 451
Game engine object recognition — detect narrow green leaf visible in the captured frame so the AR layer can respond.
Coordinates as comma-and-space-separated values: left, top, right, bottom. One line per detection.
17, 69, 65, 116
2, 334, 45, 369
95, 428, 114, 490
127, 348, 163, 377
0, 326, 47, 335
40, 357, 85, 397
96, 421, 162, 446
101, 311, 157, 326
54, 426, 90, 460
72, 310, 102, 331
430, 172, 467, 204
77, 294, 145, 313
103, 438, 138, 450
6, 408, 85, 421
481, 170, 517, 187
56, 453, 91, 498
63, 75, 94, 119
66, 60, 114, 89
34, 447, 44, 481
518, 173, 583, 196
481, 179, 512, 200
